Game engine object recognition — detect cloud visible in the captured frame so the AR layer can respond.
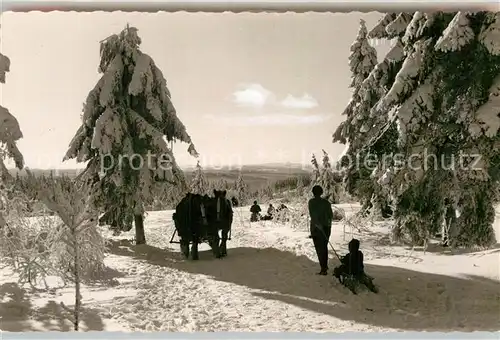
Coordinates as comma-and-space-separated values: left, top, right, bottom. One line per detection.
232, 83, 274, 108
231, 84, 320, 112
204, 113, 331, 127
280, 93, 318, 109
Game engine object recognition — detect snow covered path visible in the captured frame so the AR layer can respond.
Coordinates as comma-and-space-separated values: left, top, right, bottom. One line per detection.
1, 204, 500, 332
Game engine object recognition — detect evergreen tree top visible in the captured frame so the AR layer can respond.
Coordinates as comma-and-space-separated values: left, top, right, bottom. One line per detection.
64, 25, 198, 170
63, 25, 200, 214
348, 19, 378, 89
190, 161, 208, 195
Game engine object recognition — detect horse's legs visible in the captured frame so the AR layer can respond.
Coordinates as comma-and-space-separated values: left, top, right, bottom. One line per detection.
175, 218, 190, 259
220, 228, 229, 257
208, 228, 222, 259
180, 238, 190, 259
191, 226, 200, 260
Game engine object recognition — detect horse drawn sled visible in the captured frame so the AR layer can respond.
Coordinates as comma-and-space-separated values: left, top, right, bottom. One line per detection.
170, 190, 233, 260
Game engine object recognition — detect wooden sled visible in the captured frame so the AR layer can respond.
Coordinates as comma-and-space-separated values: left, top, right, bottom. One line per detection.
169, 227, 232, 244
338, 273, 378, 295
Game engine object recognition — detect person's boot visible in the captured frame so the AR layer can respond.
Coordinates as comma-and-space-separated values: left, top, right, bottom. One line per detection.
317, 268, 328, 275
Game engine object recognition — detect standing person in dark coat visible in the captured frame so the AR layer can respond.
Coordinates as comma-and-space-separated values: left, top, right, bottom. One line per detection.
250, 201, 262, 222
308, 185, 334, 275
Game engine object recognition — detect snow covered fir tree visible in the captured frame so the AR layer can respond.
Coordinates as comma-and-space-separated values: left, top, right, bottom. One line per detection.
333, 17, 398, 218
235, 172, 249, 205
0, 52, 24, 179
310, 153, 321, 185
64, 25, 198, 245
335, 12, 500, 247
190, 161, 209, 195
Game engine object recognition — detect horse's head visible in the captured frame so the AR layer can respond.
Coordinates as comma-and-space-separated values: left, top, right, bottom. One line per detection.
213, 189, 227, 199
191, 193, 205, 206
189, 193, 210, 222
200, 194, 212, 208
183, 192, 194, 201
212, 189, 230, 221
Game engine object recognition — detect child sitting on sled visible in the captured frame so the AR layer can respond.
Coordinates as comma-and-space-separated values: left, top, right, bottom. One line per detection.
333, 238, 378, 294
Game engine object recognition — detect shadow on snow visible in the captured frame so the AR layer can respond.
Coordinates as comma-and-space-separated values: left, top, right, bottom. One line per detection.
107, 239, 500, 332
0, 282, 105, 332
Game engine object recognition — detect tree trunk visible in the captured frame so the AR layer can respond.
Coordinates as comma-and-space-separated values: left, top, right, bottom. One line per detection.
134, 214, 146, 245
72, 228, 81, 331
370, 195, 384, 221
359, 198, 372, 217
391, 220, 404, 244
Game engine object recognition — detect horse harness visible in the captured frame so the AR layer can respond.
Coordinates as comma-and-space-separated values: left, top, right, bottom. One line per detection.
200, 200, 208, 225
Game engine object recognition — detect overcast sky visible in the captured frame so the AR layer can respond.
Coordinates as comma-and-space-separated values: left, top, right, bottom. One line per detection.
1, 11, 392, 169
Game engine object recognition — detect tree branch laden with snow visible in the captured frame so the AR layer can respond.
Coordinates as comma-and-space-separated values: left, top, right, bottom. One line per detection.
469, 74, 500, 138
435, 12, 475, 53
479, 12, 500, 56
368, 13, 398, 39
386, 13, 414, 39
361, 11, 500, 247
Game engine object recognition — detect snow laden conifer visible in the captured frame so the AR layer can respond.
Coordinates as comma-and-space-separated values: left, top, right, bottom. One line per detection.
215, 177, 229, 191
64, 26, 198, 245
310, 154, 321, 186
333, 17, 406, 217
319, 150, 338, 203
0, 52, 24, 179
26, 170, 105, 331
333, 19, 378, 146
368, 12, 500, 247
0, 46, 25, 234
190, 161, 208, 195
210, 176, 229, 194
235, 172, 248, 205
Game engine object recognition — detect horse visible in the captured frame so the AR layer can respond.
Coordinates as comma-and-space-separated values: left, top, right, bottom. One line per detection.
205, 189, 233, 258
173, 192, 219, 260
172, 190, 233, 260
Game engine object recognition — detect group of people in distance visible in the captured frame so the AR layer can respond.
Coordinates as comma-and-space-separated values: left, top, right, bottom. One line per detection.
249, 185, 378, 294
250, 201, 289, 222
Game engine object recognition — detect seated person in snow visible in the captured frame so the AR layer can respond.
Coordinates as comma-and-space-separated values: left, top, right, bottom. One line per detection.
267, 204, 275, 216
261, 204, 275, 221
333, 238, 377, 293
250, 201, 262, 222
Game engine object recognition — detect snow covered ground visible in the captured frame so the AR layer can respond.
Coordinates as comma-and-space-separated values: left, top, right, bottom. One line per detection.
1, 203, 499, 332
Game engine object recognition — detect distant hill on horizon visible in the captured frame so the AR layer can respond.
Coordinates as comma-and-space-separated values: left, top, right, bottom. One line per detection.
8, 162, 312, 175
7, 163, 312, 191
